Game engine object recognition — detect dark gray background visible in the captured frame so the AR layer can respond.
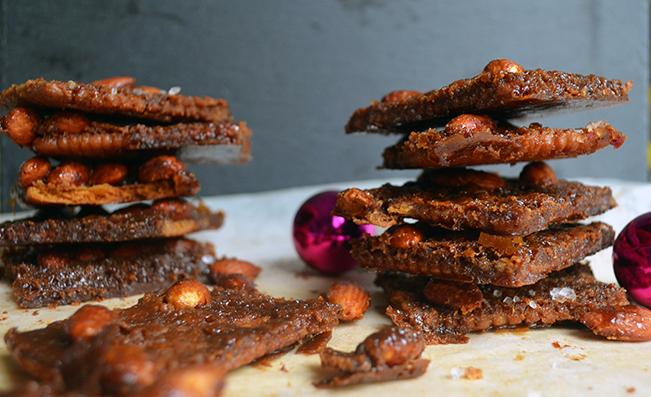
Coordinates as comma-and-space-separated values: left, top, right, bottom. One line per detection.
0, 0, 648, 207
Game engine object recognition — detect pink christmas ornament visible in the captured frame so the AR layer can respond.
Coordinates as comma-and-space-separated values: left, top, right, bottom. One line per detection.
293, 191, 374, 275
613, 212, 651, 308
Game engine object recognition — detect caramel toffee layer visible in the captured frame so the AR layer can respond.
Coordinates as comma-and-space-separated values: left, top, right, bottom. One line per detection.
4, 280, 340, 396
376, 263, 651, 344
3, 238, 216, 308
335, 167, 615, 236
353, 222, 614, 288
20, 155, 200, 206
0, 199, 223, 246
383, 116, 626, 169
346, 59, 631, 133
0, 78, 231, 123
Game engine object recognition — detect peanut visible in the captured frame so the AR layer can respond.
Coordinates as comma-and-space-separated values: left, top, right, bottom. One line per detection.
100, 344, 156, 395
209, 258, 261, 282
165, 280, 210, 309
445, 114, 496, 136
18, 157, 51, 188
483, 58, 524, 74
1, 107, 40, 146
519, 161, 557, 187
67, 305, 116, 342
360, 326, 425, 367
326, 281, 370, 321
386, 224, 423, 249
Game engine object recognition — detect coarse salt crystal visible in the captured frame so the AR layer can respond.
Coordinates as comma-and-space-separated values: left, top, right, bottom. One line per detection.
550, 287, 576, 302
528, 289, 536, 296
201, 255, 215, 265
449, 367, 463, 379
168, 86, 181, 95
503, 296, 513, 304
528, 300, 538, 309
512, 296, 521, 303
493, 289, 502, 298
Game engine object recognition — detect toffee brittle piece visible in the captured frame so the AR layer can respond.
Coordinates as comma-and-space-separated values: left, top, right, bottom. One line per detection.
346, 59, 632, 133
19, 155, 199, 206
376, 263, 651, 344
335, 164, 615, 235
0, 199, 223, 246
383, 115, 626, 169
0, 108, 252, 162
316, 327, 429, 388
3, 238, 216, 308
4, 279, 340, 395
352, 222, 614, 287
0, 78, 231, 123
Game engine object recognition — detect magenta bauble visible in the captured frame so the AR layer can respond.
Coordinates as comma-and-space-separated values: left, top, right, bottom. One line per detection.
613, 212, 651, 308
293, 191, 374, 275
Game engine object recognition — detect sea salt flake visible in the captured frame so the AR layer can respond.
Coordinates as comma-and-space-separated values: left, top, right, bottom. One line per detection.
502, 296, 513, 304
168, 86, 182, 95
528, 300, 538, 309
550, 287, 576, 302
493, 289, 502, 298
512, 296, 521, 303
449, 367, 463, 379
201, 255, 215, 265
528, 289, 536, 297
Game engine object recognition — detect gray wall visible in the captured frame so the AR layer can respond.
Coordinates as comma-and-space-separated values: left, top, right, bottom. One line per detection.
0, 0, 648, 206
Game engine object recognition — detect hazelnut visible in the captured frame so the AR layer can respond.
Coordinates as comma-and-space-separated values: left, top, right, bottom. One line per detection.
483, 59, 524, 74
445, 114, 496, 136
165, 280, 210, 309
90, 163, 128, 186
92, 76, 137, 89
381, 90, 421, 103
67, 305, 116, 342
1, 107, 40, 146
387, 224, 423, 249
138, 156, 185, 183
519, 161, 557, 186
44, 112, 89, 134
18, 157, 51, 189
101, 344, 156, 395
209, 259, 261, 282
47, 162, 91, 187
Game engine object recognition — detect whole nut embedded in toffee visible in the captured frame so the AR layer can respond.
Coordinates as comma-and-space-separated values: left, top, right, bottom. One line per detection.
100, 344, 156, 395
422, 169, 507, 190
165, 280, 211, 309
90, 163, 128, 186
138, 155, 185, 183
18, 157, 51, 189
209, 258, 261, 282
44, 112, 90, 134
144, 365, 225, 397
67, 305, 116, 342
520, 161, 557, 186
1, 107, 40, 146
92, 76, 137, 89
445, 114, 496, 136
381, 90, 421, 104
387, 224, 423, 249
326, 281, 370, 322
47, 162, 91, 187
483, 58, 524, 74
359, 326, 425, 367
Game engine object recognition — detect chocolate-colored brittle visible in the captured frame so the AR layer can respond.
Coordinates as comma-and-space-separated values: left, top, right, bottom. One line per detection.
4, 279, 340, 396
346, 59, 631, 133
0, 199, 223, 246
0, 78, 231, 123
352, 222, 614, 287
383, 115, 626, 169
316, 326, 429, 388
335, 165, 615, 236
376, 263, 651, 344
3, 238, 216, 308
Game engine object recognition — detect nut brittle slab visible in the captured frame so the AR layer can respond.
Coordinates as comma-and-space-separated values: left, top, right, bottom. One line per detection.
383, 115, 625, 169
4, 279, 340, 395
334, 167, 615, 235
352, 222, 614, 287
0, 78, 231, 123
0, 199, 223, 246
376, 263, 651, 344
346, 59, 631, 133
3, 238, 216, 308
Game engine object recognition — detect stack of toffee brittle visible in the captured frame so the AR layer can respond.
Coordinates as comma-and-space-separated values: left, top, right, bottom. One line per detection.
0, 76, 251, 308
336, 59, 651, 343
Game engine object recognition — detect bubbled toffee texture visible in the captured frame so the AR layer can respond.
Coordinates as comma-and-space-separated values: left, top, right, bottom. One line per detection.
4, 281, 340, 395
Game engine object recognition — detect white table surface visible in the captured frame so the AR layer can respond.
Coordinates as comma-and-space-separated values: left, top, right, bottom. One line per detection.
2, 178, 651, 397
